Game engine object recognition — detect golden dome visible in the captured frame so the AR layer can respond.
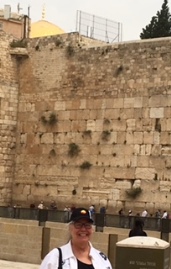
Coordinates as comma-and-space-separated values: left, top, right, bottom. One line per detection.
30, 20, 65, 38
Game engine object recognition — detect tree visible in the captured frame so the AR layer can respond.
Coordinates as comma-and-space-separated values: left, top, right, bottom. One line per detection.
140, 0, 171, 39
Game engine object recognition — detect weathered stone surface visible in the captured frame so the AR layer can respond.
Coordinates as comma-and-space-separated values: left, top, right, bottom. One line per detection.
150, 108, 164, 118
2, 31, 171, 212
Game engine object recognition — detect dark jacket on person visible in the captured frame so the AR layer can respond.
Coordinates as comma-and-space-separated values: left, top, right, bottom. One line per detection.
129, 219, 147, 237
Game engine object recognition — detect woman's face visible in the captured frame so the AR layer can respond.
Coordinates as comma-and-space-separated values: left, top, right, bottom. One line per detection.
69, 219, 93, 244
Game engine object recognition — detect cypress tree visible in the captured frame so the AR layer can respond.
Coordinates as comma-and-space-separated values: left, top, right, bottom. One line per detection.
140, 0, 171, 39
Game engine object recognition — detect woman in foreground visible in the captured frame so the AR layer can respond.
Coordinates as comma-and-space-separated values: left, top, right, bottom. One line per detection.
40, 207, 112, 269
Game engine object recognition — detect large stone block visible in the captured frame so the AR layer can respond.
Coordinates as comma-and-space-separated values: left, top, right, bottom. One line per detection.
54, 101, 66, 110
134, 97, 143, 108
87, 120, 96, 131
133, 132, 143, 144
149, 95, 168, 107
135, 168, 156, 180
124, 98, 134, 108
150, 108, 164, 118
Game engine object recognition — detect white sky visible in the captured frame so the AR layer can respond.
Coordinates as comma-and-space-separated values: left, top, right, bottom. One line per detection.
0, 0, 168, 41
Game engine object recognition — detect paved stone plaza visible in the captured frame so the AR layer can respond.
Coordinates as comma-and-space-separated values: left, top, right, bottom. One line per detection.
0, 260, 39, 269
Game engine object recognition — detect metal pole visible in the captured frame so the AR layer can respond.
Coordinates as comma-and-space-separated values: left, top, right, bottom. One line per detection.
76, 10, 78, 32
27, 5, 30, 38
120, 22, 123, 42
23, 15, 27, 39
105, 19, 108, 42
118, 22, 120, 42
91, 15, 95, 38
79, 11, 81, 35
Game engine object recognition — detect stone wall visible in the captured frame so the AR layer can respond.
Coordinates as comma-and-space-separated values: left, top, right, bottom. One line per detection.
0, 218, 166, 266
1, 31, 171, 212
0, 218, 42, 263
0, 32, 19, 205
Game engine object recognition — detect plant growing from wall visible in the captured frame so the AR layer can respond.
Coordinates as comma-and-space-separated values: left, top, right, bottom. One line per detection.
104, 118, 110, 124
10, 39, 27, 48
80, 161, 92, 170
40, 113, 58, 126
115, 65, 123, 76
68, 143, 80, 157
66, 44, 75, 57
126, 187, 142, 199
49, 149, 56, 157
41, 115, 48, 125
101, 130, 111, 141
83, 130, 92, 137
55, 38, 63, 47
49, 113, 57, 125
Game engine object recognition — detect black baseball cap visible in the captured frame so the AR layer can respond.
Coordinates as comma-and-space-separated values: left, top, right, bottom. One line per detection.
70, 207, 93, 223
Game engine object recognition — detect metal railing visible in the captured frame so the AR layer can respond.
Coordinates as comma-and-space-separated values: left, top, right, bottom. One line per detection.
0, 206, 170, 233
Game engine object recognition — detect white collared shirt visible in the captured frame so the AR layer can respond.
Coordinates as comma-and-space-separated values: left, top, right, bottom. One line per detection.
141, 210, 148, 217
40, 241, 112, 269
162, 212, 168, 219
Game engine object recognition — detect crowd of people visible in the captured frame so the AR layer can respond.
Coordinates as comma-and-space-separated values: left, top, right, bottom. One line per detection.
9, 200, 170, 223
8, 201, 170, 227
31, 200, 58, 210
118, 208, 169, 219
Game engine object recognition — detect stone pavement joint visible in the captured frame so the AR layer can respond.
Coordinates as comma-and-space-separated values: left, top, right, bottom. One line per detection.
0, 260, 39, 269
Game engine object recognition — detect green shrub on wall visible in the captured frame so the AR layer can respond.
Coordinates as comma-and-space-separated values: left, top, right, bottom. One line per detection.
104, 118, 110, 124
55, 38, 63, 47
10, 39, 27, 48
68, 143, 80, 157
80, 161, 92, 170
40, 113, 58, 126
49, 149, 56, 157
66, 44, 75, 57
101, 130, 111, 141
126, 187, 142, 199
83, 130, 92, 137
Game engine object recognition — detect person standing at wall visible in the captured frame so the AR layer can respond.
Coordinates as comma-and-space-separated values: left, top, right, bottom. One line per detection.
118, 208, 125, 228
129, 219, 147, 237
162, 210, 168, 219
38, 201, 44, 209
155, 209, 161, 230
40, 207, 113, 269
50, 200, 57, 210
128, 210, 133, 228
141, 209, 148, 217
64, 205, 71, 222
89, 205, 95, 221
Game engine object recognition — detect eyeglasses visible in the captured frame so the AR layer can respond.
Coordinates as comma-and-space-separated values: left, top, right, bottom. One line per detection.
73, 222, 92, 229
